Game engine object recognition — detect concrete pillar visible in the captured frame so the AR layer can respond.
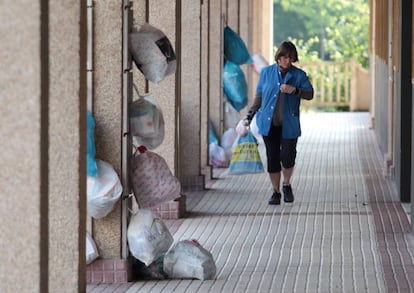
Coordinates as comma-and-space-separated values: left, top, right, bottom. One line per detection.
48, 1, 87, 291
147, 1, 179, 173
200, 1, 210, 173
249, 0, 273, 102
239, 0, 252, 117
209, 1, 224, 142
92, 2, 123, 260
0, 1, 86, 292
226, 0, 239, 30
179, 1, 205, 190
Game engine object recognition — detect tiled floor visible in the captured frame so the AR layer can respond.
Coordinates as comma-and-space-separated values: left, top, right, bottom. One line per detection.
87, 112, 414, 293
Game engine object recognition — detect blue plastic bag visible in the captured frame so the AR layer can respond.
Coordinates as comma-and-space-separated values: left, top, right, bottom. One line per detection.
224, 26, 253, 65
223, 61, 248, 112
87, 111, 98, 177
229, 132, 264, 175
209, 120, 218, 144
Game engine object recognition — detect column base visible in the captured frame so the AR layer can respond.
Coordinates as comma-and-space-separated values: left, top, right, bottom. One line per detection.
86, 259, 130, 283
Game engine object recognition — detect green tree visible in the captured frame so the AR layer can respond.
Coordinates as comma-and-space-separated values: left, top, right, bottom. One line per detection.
274, 0, 369, 67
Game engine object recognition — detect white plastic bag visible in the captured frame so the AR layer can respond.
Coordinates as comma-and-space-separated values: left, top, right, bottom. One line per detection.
87, 160, 123, 219
221, 128, 238, 161
163, 239, 216, 280
86, 232, 99, 265
209, 142, 227, 168
130, 92, 165, 150
130, 146, 181, 208
127, 209, 173, 266
223, 100, 240, 129
250, 115, 260, 140
251, 52, 269, 74
129, 23, 176, 83
235, 119, 249, 137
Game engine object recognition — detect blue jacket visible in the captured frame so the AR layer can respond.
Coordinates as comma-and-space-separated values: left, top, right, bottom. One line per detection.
255, 64, 313, 138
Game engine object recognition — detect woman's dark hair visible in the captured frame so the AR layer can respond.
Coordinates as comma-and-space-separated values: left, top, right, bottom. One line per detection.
274, 41, 299, 63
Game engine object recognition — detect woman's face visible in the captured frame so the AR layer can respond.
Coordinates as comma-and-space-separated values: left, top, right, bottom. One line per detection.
278, 55, 292, 70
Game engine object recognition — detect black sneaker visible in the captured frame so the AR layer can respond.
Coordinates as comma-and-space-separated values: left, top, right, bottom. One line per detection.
283, 184, 294, 203
268, 192, 281, 205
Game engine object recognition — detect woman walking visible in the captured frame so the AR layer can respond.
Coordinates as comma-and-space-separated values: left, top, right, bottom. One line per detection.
244, 41, 314, 205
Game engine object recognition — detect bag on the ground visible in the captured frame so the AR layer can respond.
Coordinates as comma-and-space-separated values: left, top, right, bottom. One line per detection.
223, 61, 248, 111
129, 23, 176, 83
130, 91, 165, 150
127, 209, 173, 266
131, 256, 167, 280
130, 146, 181, 208
163, 239, 216, 280
87, 111, 98, 177
229, 131, 264, 174
223, 26, 252, 65
86, 232, 99, 265
87, 159, 123, 219
209, 142, 228, 168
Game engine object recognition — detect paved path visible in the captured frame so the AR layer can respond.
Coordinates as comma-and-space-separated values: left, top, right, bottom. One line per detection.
87, 112, 414, 293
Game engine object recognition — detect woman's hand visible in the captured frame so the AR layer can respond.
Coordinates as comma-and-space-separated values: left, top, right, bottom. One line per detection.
280, 84, 296, 94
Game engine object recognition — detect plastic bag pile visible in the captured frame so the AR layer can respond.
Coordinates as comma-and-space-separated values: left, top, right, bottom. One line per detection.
127, 209, 216, 280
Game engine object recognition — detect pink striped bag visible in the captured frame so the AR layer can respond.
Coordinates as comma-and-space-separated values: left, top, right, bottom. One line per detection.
130, 146, 181, 208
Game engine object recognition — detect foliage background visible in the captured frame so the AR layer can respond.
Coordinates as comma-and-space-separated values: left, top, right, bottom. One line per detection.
273, 0, 369, 68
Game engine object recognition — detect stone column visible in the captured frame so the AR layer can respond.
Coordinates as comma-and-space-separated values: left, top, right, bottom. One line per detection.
92, 1, 123, 259
179, 1, 205, 190
48, 1, 87, 291
200, 0, 211, 176
209, 1, 224, 144
147, 1, 179, 173
0, 1, 86, 292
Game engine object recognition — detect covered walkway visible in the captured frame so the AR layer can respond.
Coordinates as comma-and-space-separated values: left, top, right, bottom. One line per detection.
87, 112, 414, 292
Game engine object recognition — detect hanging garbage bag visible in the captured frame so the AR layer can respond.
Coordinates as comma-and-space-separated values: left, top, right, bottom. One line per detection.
129, 23, 176, 83
223, 61, 248, 112
221, 128, 238, 162
87, 160, 123, 219
86, 232, 99, 265
87, 111, 98, 177
223, 26, 252, 65
209, 120, 218, 144
130, 146, 181, 208
223, 100, 240, 129
209, 142, 227, 168
129, 91, 165, 150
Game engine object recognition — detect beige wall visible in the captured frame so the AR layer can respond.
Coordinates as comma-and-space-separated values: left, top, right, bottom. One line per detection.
0, 1, 86, 292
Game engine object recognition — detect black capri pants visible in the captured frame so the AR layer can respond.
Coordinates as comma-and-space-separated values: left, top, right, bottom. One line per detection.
262, 124, 297, 173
